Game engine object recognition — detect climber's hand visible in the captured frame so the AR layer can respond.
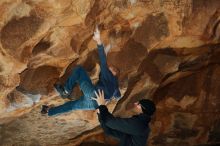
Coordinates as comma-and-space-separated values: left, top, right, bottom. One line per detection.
91, 89, 106, 106
93, 25, 102, 45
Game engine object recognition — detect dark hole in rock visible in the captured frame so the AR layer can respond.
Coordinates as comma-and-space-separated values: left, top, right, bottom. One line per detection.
19, 66, 60, 95
133, 13, 169, 48
1, 14, 43, 51
108, 39, 147, 79
32, 40, 51, 55
153, 73, 199, 103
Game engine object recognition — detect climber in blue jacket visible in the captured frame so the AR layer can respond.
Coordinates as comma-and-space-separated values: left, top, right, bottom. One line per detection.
41, 27, 121, 116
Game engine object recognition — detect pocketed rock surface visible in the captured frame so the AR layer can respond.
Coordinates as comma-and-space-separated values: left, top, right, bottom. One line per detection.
0, 0, 220, 145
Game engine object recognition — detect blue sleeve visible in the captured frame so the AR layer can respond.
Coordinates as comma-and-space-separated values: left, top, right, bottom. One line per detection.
97, 44, 114, 81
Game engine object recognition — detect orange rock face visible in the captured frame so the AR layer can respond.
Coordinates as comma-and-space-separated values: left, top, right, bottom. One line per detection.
0, 0, 220, 145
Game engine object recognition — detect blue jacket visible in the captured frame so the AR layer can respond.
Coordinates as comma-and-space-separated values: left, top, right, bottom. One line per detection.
98, 105, 151, 146
95, 44, 121, 99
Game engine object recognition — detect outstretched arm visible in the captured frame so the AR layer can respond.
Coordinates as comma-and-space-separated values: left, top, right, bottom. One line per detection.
93, 26, 107, 68
93, 26, 114, 80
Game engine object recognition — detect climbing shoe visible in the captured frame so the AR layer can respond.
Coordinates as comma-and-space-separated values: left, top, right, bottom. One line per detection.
41, 105, 49, 115
54, 84, 70, 98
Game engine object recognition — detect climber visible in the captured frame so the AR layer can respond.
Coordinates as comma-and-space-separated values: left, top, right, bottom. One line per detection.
92, 90, 156, 146
41, 26, 121, 116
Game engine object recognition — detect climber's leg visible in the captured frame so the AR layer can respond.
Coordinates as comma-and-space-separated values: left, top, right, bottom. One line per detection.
48, 95, 98, 116
63, 65, 93, 94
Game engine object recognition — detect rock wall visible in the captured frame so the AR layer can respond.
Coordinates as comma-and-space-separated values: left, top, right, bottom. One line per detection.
0, 0, 220, 146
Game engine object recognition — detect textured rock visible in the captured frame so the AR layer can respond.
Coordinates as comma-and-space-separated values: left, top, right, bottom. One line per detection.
0, 0, 220, 146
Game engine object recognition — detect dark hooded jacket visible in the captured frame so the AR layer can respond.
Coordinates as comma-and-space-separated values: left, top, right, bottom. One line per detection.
98, 105, 151, 146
